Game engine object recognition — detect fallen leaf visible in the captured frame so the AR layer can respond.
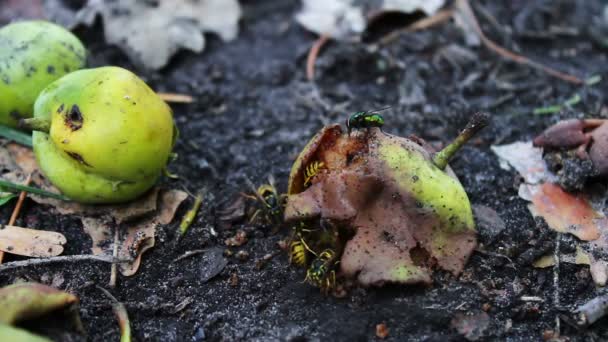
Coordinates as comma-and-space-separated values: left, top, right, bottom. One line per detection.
492, 141, 608, 286
525, 183, 603, 241
75, 0, 242, 69
491, 141, 556, 184
0, 283, 78, 325
2, 142, 187, 275
0, 225, 66, 257
296, 0, 445, 40
218, 196, 246, 223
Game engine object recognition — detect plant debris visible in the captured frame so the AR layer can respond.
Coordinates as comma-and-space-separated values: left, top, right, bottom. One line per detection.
285, 120, 481, 286
492, 140, 608, 285
0, 141, 187, 277
0, 282, 78, 325
75, 0, 242, 69
0, 225, 66, 258
296, 0, 445, 41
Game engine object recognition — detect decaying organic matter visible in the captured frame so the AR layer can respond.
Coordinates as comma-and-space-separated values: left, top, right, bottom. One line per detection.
285, 114, 488, 286
534, 119, 608, 178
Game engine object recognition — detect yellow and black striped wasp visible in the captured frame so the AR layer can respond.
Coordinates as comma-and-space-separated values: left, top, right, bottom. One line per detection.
289, 221, 317, 267
305, 249, 339, 293
243, 175, 285, 225
303, 161, 325, 187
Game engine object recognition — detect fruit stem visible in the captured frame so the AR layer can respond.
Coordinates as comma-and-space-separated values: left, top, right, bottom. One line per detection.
19, 117, 51, 134
0, 179, 71, 201
432, 112, 490, 170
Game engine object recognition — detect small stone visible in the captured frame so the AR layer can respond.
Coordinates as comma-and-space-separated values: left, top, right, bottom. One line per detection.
375, 323, 389, 339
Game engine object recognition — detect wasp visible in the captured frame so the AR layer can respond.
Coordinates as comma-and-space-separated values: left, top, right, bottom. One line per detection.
243, 176, 285, 225
305, 249, 339, 292
289, 222, 317, 267
346, 107, 390, 134
303, 161, 325, 187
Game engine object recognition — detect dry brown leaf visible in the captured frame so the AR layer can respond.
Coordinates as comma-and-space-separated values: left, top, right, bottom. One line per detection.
525, 183, 603, 241
80, 190, 187, 276
1, 141, 188, 276
493, 141, 608, 286
0, 225, 66, 257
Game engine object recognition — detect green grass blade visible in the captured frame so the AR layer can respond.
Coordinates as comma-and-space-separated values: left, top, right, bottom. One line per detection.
0, 179, 70, 201
0, 125, 33, 147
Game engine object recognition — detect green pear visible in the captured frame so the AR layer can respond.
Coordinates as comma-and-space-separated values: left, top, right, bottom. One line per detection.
0, 20, 85, 127
26, 67, 175, 203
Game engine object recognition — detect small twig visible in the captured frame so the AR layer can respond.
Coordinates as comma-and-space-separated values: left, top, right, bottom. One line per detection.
474, 248, 516, 269
179, 193, 203, 236
8, 175, 31, 225
0, 174, 32, 264
0, 254, 130, 272
109, 228, 119, 288
172, 249, 207, 263
379, 9, 454, 45
306, 34, 330, 81
456, 0, 583, 85
96, 286, 131, 342
520, 296, 544, 302
157, 92, 194, 104
553, 234, 561, 336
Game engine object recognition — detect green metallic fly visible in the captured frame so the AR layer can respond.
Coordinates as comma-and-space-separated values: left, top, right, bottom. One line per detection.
346, 107, 389, 134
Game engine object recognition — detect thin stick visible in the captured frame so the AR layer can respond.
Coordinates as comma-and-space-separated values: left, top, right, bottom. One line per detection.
306, 34, 330, 81
97, 286, 131, 342
109, 228, 119, 288
0, 254, 130, 272
456, 0, 583, 85
172, 249, 207, 263
0, 174, 32, 264
553, 234, 561, 335
379, 9, 454, 45
157, 92, 194, 104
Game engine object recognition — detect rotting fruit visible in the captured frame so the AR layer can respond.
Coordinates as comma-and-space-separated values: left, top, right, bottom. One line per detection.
285, 112, 490, 289
0, 20, 86, 128
23, 66, 175, 204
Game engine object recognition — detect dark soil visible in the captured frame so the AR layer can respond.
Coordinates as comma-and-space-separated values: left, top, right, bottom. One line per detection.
3, 0, 608, 341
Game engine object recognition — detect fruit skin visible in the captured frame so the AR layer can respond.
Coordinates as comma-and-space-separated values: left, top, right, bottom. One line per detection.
285, 126, 477, 286
32, 67, 175, 203
0, 21, 85, 127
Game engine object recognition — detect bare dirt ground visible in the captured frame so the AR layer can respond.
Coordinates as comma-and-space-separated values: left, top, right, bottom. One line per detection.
2, 0, 608, 341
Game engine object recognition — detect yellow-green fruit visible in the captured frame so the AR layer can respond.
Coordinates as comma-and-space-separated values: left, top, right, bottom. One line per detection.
32, 67, 175, 203
0, 20, 85, 127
